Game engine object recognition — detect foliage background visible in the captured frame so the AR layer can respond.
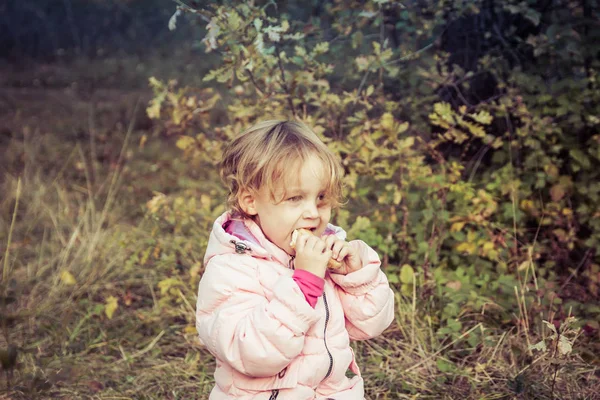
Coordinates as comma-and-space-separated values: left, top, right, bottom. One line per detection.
0, 0, 599, 398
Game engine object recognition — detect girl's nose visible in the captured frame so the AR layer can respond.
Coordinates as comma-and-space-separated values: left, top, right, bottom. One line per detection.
303, 202, 319, 219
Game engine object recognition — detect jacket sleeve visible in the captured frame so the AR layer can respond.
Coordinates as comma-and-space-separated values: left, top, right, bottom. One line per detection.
329, 240, 395, 340
196, 253, 320, 378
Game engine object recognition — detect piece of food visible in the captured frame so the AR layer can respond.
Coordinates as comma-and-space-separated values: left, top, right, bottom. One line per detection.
290, 229, 343, 270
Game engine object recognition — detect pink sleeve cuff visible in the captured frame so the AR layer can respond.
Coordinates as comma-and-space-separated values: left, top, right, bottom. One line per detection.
292, 269, 325, 308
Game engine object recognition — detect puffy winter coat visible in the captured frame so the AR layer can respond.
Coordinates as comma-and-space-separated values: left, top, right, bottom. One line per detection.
196, 212, 395, 399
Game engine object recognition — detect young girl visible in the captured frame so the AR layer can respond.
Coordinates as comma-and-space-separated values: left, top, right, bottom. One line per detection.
196, 120, 395, 399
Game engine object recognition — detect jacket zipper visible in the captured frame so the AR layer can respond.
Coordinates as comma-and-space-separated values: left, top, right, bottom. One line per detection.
322, 292, 334, 380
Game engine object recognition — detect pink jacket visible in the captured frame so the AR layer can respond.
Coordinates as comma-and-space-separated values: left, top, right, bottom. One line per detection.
196, 212, 395, 399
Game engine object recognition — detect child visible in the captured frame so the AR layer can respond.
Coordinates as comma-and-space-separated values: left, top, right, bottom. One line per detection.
196, 120, 395, 399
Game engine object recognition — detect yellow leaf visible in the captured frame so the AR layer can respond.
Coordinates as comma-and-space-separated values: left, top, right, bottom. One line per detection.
518, 260, 530, 272
146, 101, 161, 120
520, 199, 534, 210
433, 102, 454, 123
464, 121, 486, 138
355, 56, 369, 71
176, 136, 195, 150
380, 113, 395, 131
544, 164, 559, 178
456, 242, 476, 254
146, 192, 166, 213
483, 241, 495, 251
450, 222, 466, 232
61, 270, 76, 286
105, 296, 119, 320
471, 110, 493, 125
139, 134, 148, 149
186, 96, 197, 108
397, 121, 409, 134
148, 76, 161, 88
184, 325, 197, 335
393, 190, 402, 205
172, 108, 183, 125
550, 184, 566, 201
398, 137, 414, 149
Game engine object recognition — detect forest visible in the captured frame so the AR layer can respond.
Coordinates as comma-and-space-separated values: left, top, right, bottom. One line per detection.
0, 0, 599, 398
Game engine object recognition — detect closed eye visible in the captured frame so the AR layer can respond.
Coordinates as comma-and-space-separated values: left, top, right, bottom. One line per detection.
287, 195, 302, 202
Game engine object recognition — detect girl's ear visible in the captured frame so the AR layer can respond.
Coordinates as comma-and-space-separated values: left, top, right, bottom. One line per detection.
238, 189, 258, 216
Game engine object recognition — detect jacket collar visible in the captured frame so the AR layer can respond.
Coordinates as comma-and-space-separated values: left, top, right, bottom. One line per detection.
204, 211, 347, 268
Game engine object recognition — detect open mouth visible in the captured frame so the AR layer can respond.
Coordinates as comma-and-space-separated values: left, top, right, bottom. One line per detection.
290, 227, 317, 240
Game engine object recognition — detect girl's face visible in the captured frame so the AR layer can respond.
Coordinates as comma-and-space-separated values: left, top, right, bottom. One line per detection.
242, 154, 333, 255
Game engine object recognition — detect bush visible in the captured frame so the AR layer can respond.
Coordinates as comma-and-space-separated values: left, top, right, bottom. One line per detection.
147, 0, 600, 397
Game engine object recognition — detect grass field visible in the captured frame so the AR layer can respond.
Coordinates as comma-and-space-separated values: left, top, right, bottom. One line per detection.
1, 59, 599, 399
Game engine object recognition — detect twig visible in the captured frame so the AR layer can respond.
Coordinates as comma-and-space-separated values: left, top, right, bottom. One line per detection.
245, 69, 265, 96
405, 323, 482, 373
559, 248, 593, 293
384, 42, 435, 66
62, 0, 81, 51
356, 68, 372, 99
116, 330, 166, 364
171, 0, 210, 22
275, 46, 296, 118
2, 178, 21, 281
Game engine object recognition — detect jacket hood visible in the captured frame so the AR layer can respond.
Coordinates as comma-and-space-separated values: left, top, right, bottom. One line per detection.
204, 212, 347, 268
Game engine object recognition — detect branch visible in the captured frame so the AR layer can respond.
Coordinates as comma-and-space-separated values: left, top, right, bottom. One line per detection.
171, 0, 210, 23
245, 69, 265, 96
384, 42, 435, 66
275, 46, 296, 118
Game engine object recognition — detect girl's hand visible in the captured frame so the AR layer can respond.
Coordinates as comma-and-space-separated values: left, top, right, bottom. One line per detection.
323, 235, 362, 275
293, 234, 331, 279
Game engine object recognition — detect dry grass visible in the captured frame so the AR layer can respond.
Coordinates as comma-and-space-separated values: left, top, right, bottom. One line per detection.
1, 66, 599, 399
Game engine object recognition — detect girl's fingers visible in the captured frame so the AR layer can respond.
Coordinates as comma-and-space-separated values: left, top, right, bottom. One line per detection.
305, 235, 323, 253
313, 237, 326, 253
334, 242, 349, 261
295, 232, 310, 253
324, 235, 338, 251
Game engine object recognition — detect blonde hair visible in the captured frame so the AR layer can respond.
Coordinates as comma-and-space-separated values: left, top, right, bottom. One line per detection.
220, 120, 344, 217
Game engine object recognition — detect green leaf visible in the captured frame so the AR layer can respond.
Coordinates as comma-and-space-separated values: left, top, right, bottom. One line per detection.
227, 11, 242, 30
471, 110, 493, 125
436, 358, 454, 373
525, 8, 541, 26
529, 340, 547, 352
312, 42, 329, 56
400, 264, 414, 284
543, 320, 557, 335
557, 335, 573, 356
387, 273, 399, 283
447, 318, 462, 332
381, 113, 395, 131
569, 149, 591, 169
